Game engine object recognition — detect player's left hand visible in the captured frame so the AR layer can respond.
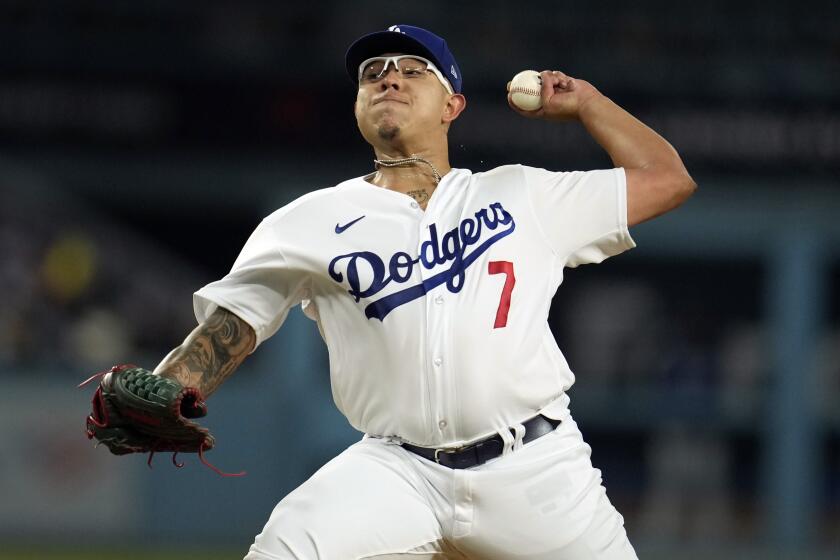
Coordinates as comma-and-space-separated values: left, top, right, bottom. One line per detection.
507, 70, 601, 122
80, 364, 215, 457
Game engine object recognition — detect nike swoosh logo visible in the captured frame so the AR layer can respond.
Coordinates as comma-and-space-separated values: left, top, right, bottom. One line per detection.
335, 215, 366, 234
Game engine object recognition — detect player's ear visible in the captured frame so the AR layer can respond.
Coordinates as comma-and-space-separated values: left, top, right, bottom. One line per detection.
442, 94, 466, 124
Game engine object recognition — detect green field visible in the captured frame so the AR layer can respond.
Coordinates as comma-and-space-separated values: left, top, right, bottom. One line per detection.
3, 547, 840, 560
0, 551, 241, 560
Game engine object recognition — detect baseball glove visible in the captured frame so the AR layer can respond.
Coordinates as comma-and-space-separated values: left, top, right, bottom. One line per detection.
80, 364, 243, 476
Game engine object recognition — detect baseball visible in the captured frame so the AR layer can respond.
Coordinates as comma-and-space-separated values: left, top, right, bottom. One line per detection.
508, 70, 543, 111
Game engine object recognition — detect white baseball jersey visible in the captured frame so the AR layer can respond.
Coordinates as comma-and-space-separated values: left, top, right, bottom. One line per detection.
194, 165, 635, 447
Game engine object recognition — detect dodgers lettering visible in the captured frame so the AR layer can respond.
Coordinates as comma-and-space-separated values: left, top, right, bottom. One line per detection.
328, 202, 515, 321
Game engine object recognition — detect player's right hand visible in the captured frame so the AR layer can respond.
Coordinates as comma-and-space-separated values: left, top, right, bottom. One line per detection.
507, 71, 601, 122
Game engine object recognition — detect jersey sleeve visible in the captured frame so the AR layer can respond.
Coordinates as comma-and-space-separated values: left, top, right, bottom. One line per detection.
193, 218, 310, 350
523, 165, 636, 267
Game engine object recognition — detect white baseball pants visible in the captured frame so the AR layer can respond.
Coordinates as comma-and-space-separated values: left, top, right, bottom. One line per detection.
244, 414, 638, 560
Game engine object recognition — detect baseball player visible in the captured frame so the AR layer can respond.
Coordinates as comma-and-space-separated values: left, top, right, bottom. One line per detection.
86, 24, 695, 559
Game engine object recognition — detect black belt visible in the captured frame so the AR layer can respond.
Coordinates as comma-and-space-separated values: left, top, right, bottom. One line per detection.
401, 414, 561, 470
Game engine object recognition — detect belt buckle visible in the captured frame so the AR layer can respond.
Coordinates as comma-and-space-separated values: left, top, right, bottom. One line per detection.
434, 447, 459, 464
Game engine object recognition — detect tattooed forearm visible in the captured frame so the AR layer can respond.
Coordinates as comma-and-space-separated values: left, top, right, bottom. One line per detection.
153, 308, 256, 396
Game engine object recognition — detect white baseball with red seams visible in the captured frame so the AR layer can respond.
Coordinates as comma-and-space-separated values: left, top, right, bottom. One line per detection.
194, 165, 634, 448
509, 70, 543, 111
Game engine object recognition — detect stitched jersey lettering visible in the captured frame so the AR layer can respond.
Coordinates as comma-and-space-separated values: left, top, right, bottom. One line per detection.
328, 202, 516, 321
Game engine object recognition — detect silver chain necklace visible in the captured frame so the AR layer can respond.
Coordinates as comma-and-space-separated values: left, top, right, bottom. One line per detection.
373, 154, 442, 184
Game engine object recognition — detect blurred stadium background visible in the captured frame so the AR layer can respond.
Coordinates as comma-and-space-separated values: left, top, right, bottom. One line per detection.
1, 0, 839, 558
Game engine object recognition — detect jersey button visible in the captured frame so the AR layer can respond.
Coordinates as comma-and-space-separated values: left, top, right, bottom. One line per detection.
434, 295, 444, 304
433, 357, 443, 367
438, 420, 447, 429
410, 201, 419, 209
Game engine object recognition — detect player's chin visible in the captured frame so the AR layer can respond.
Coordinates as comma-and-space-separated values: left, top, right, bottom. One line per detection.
371, 112, 402, 132
376, 123, 401, 141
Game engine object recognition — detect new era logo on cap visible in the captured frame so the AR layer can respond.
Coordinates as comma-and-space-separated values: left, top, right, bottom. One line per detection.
389, 25, 402, 33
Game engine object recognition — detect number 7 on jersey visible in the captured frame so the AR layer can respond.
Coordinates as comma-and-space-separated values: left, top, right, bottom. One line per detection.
488, 261, 515, 328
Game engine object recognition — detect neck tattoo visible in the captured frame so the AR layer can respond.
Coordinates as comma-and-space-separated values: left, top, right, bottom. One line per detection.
406, 189, 431, 205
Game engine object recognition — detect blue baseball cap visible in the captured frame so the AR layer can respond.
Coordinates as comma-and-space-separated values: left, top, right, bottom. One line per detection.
345, 24, 462, 93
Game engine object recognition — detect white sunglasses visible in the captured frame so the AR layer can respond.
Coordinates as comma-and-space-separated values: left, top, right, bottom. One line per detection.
358, 55, 454, 95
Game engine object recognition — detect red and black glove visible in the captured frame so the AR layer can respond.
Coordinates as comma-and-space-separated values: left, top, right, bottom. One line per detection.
80, 364, 241, 475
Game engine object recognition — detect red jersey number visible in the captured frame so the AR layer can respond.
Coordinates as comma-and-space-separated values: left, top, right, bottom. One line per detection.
488, 261, 515, 328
